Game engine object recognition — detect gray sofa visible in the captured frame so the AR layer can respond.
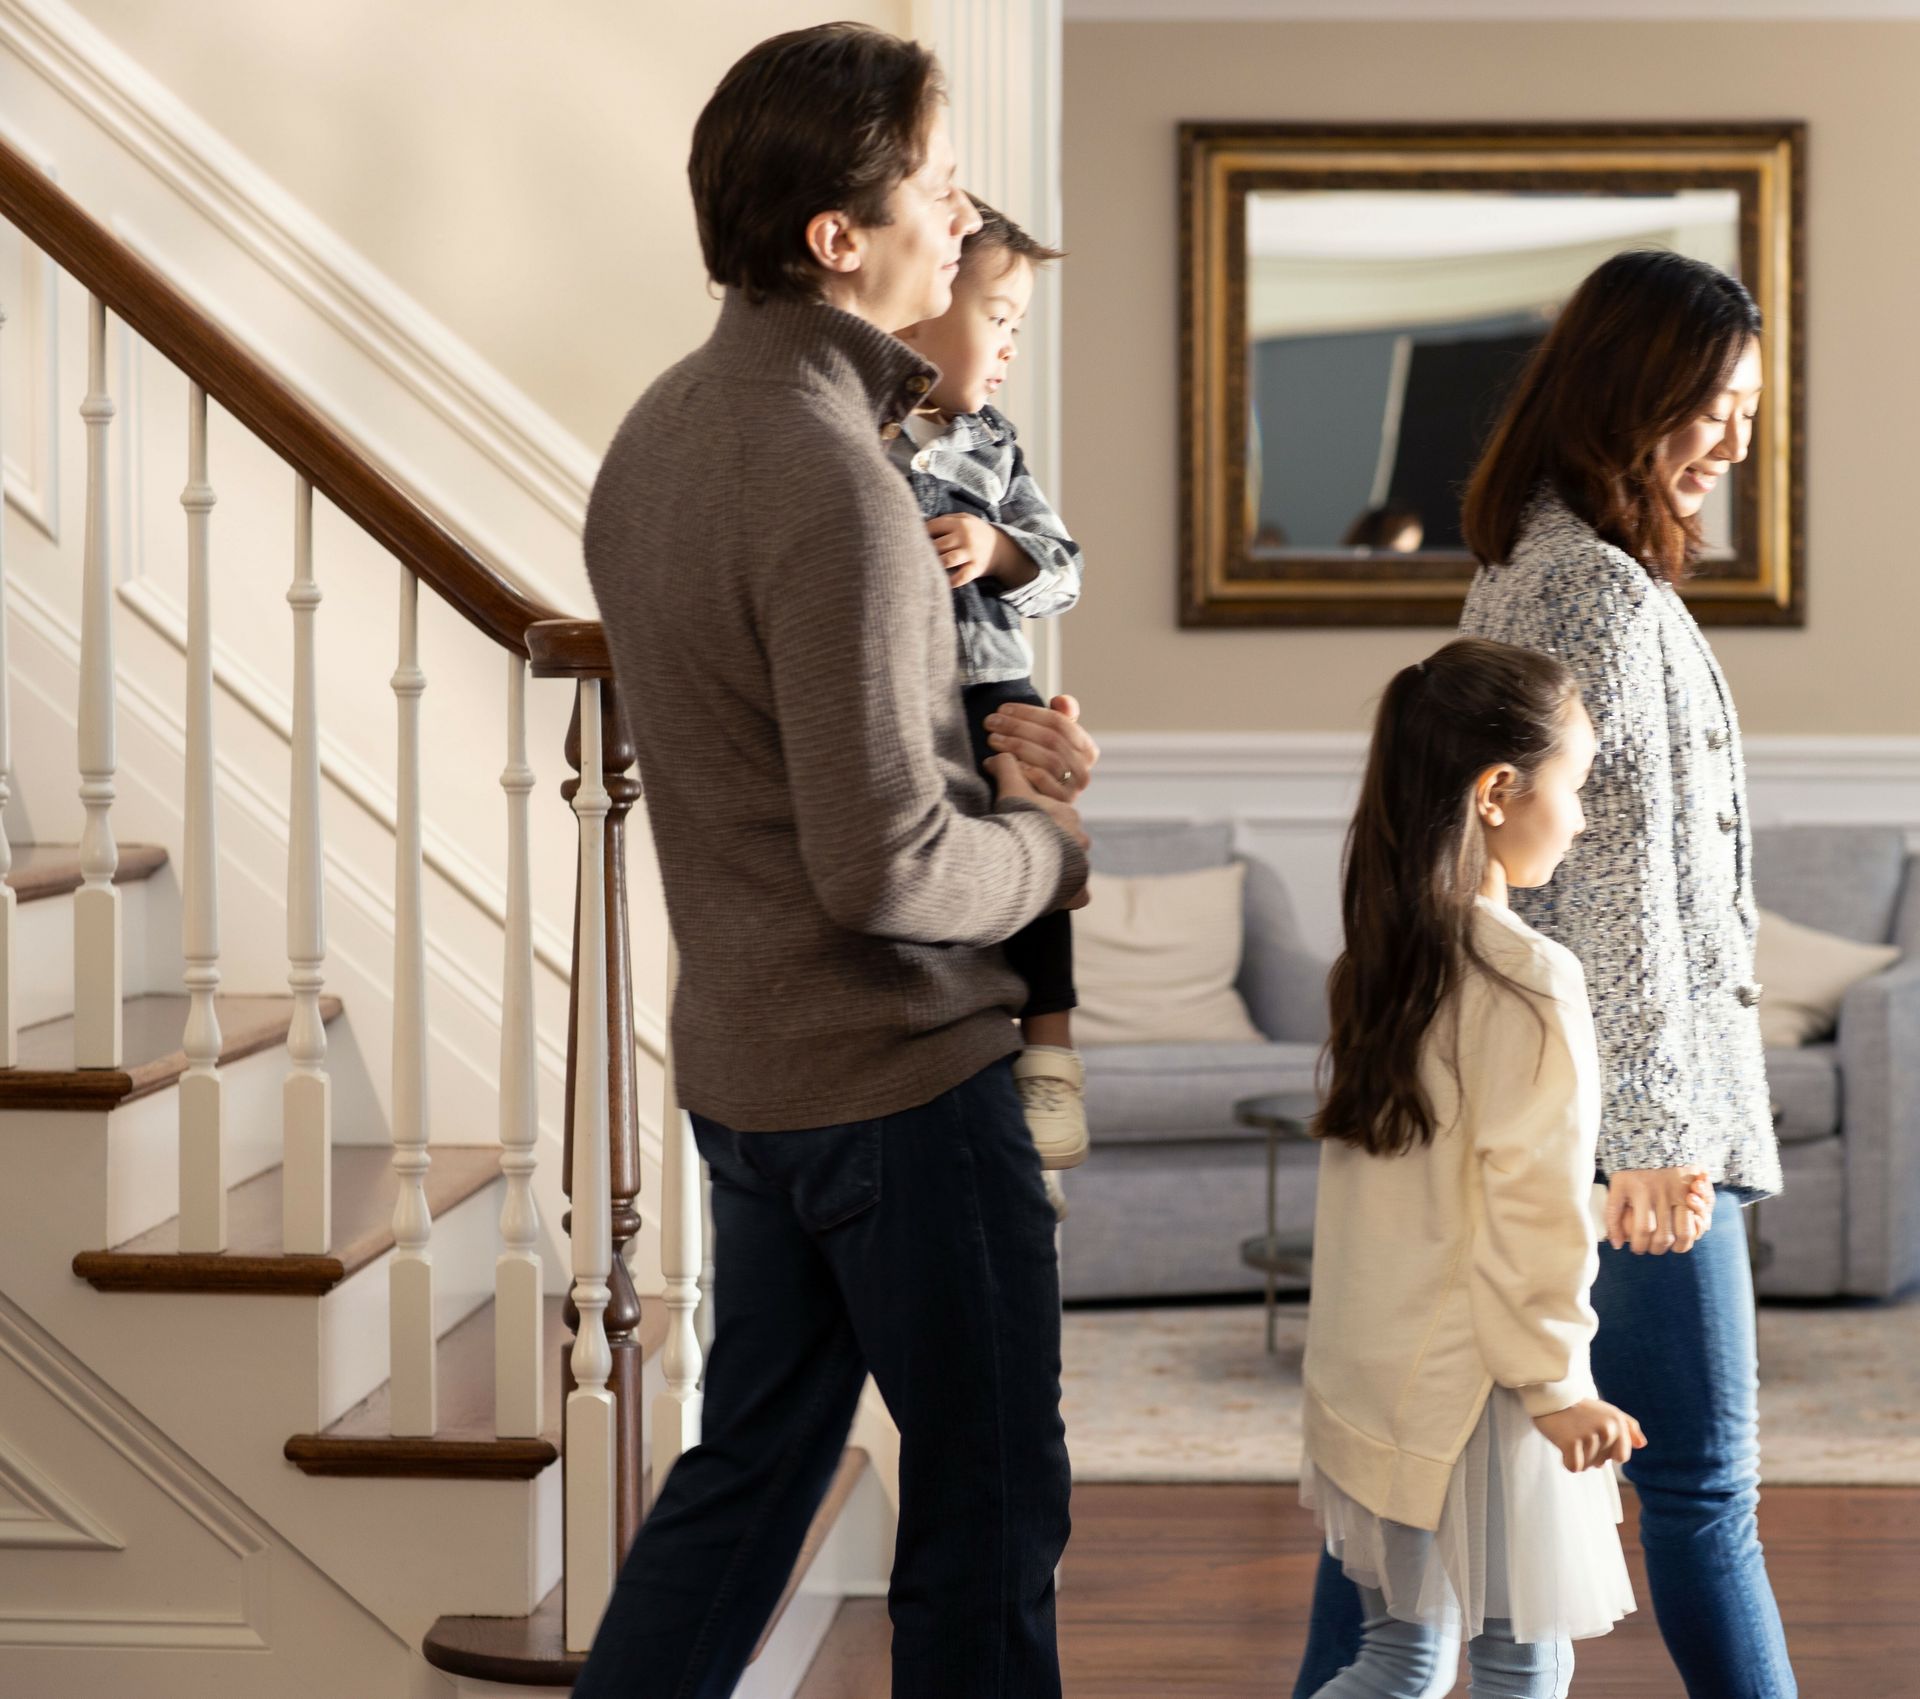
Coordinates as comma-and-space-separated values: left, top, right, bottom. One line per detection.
1063, 820, 1920, 1304
1062, 821, 1330, 1301
1750, 825, 1920, 1298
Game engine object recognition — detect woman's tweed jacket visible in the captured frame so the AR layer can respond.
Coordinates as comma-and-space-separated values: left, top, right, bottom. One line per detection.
1460, 490, 1783, 1197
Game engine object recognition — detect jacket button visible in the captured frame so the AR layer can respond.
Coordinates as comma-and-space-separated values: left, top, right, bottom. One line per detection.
1708, 728, 1729, 750
1737, 983, 1763, 1008
1719, 812, 1738, 833
905, 373, 933, 395
879, 422, 903, 441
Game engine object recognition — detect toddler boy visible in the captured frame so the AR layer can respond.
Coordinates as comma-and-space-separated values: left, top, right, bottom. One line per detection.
891, 201, 1088, 1195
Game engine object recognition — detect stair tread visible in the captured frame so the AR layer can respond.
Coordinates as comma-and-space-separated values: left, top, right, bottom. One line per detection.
73, 1144, 500, 1294
286, 1291, 671, 1477
6, 842, 168, 902
2, 992, 344, 1111
423, 1444, 869, 1683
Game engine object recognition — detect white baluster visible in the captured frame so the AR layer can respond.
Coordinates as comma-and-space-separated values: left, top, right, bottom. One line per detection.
177, 385, 224, 1250
565, 678, 616, 1653
283, 476, 331, 1254
652, 939, 704, 1484
74, 295, 120, 1068
389, 573, 435, 1435
0, 303, 16, 1069
495, 653, 541, 1439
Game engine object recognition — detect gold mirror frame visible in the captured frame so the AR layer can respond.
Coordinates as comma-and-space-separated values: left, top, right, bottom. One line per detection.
1179, 123, 1805, 628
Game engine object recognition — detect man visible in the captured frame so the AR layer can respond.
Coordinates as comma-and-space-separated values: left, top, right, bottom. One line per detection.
574, 23, 1096, 1698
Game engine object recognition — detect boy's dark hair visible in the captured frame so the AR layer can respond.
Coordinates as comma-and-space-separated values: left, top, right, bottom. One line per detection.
689, 24, 945, 305
960, 197, 1066, 277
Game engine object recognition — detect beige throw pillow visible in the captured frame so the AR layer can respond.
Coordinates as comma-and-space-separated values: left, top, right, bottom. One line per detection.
1754, 908, 1900, 1048
1073, 863, 1265, 1048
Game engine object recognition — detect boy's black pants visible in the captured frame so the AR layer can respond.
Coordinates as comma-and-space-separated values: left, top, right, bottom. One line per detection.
962, 678, 1078, 1019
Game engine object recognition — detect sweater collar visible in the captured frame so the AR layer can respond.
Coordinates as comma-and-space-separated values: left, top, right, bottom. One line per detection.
708, 290, 938, 428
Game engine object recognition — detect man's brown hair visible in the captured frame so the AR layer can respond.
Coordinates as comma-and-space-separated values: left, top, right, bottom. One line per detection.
1460, 249, 1761, 583
959, 198, 1066, 278
689, 23, 945, 305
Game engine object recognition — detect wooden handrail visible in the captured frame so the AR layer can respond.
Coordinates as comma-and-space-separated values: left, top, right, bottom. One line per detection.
0, 130, 563, 657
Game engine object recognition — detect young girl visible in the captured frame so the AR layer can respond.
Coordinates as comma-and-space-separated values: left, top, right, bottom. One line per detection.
1300, 638, 1705, 1697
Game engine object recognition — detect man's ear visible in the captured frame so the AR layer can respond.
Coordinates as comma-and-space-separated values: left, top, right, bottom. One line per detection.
805, 210, 861, 275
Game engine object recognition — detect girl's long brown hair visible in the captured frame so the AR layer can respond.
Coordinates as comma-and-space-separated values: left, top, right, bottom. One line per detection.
1461, 249, 1762, 582
1320, 638, 1579, 1158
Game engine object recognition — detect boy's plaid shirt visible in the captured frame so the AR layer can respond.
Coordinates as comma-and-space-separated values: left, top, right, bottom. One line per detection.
885, 404, 1083, 686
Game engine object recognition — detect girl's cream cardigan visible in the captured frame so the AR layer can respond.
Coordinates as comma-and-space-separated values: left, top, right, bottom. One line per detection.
1302, 898, 1604, 1532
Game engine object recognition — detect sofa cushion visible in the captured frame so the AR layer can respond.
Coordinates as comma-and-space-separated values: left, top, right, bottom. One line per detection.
1087, 819, 1234, 877
1076, 865, 1265, 1047
1755, 908, 1900, 1047
1239, 855, 1331, 1046
1762, 1043, 1841, 1145
1084, 1039, 1322, 1143
1753, 826, 1907, 945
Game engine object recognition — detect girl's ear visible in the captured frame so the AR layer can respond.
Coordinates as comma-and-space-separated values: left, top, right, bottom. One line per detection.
1475, 763, 1517, 829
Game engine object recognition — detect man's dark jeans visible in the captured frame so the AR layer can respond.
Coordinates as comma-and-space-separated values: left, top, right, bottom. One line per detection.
571, 1057, 1071, 1699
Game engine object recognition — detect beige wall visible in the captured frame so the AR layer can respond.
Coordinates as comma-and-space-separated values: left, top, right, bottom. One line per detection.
1063, 20, 1920, 735
69, 0, 910, 453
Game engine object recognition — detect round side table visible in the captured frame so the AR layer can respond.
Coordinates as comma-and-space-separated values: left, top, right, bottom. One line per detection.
1233, 1092, 1320, 1353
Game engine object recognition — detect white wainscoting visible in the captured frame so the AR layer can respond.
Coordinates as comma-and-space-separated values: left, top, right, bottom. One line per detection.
1086, 731, 1920, 957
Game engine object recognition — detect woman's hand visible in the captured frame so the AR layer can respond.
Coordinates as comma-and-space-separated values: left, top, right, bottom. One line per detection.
1532, 1398, 1647, 1473
1606, 1167, 1715, 1255
983, 695, 1099, 803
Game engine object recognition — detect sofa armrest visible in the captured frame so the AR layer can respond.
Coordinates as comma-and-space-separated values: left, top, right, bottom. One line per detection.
1837, 958, 1920, 1295
1236, 855, 1332, 1046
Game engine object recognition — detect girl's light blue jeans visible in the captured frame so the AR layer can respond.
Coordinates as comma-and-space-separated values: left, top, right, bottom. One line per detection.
1309, 1589, 1572, 1698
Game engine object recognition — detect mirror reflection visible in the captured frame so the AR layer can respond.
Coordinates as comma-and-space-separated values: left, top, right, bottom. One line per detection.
1245, 189, 1742, 557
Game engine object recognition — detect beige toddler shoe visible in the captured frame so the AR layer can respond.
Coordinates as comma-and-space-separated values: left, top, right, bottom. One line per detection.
1013, 1046, 1088, 1170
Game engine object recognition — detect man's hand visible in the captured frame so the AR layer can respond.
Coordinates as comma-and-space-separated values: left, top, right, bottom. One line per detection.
989, 754, 1091, 909
1532, 1398, 1647, 1473
1606, 1167, 1715, 1256
984, 695, 1099, 803
927, 514, 1013, 590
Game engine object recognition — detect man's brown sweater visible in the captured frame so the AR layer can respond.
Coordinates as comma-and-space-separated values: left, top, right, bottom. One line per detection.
583, 291, 1087, 1132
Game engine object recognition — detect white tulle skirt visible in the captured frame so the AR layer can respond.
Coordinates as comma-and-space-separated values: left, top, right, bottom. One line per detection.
1300, 1388, 1636, 1646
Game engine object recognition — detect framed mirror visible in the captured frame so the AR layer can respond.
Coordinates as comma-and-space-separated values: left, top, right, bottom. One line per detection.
1179, 123, 1804, 627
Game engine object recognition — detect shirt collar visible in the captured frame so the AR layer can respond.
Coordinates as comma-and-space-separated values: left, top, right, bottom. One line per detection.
707, 289, 937, 428
896, 406, 1010, 454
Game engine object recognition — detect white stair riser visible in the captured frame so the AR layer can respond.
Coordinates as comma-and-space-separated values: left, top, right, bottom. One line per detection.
318, 1173, 505, 1426
102, 1039, 311, 1247
10, 878, 162, 1029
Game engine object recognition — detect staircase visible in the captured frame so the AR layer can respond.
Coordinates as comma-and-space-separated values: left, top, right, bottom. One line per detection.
0, 105, 889, 1698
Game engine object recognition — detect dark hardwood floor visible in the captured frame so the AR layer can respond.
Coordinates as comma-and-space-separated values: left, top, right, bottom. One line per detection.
798, 1485, 1919, 1697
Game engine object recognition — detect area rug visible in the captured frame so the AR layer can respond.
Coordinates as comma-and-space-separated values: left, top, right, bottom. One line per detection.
1060, 1300, 1920, 1486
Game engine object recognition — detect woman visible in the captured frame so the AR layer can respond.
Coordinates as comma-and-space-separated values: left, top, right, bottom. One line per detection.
1294, 249, 1795, 1697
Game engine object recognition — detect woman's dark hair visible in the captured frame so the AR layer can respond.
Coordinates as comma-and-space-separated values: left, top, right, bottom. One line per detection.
1461, 249, 1762, 583
689, 24, 944, 305
1319, 638, 1580, 1158
960, 197, 1066, 279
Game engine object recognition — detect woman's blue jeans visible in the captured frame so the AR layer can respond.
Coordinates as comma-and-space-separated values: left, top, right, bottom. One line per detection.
1311, 1590, 1572, 1699
1294, 1190, 1796, 1697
